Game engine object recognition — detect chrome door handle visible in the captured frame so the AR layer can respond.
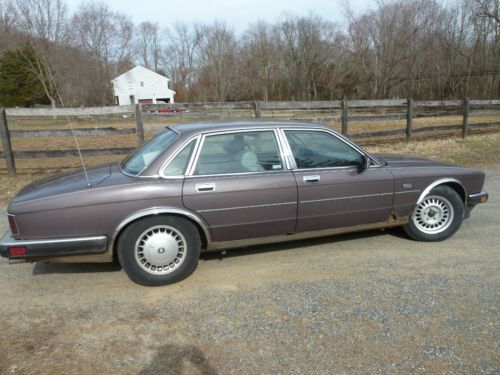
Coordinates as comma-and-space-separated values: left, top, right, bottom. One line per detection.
303, 175, 320, 184
196, 183, 215, 192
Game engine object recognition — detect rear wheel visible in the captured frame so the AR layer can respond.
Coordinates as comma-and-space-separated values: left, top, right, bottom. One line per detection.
117, 216, 201, 286
404, 185, 464, 241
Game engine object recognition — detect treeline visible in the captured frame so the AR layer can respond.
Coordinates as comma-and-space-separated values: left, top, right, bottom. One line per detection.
0, 0, 498, 107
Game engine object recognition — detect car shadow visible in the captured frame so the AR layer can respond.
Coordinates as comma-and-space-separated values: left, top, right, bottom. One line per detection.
32, 261, 121, 275
200, 227, 405, 262
139, 343, 217, 375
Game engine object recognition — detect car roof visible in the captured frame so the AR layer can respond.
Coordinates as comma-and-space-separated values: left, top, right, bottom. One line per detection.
169, 119, 333, 136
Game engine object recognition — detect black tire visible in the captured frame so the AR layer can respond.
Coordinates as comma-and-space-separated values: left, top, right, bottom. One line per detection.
117, 216, 201, 286
404, 185, 464, 242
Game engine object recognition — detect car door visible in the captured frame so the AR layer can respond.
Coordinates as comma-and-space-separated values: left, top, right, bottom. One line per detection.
282, 129, 394, 233
182, 129, 297, 242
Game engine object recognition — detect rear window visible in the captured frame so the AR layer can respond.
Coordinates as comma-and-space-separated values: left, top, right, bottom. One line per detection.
121, 129, 178, 175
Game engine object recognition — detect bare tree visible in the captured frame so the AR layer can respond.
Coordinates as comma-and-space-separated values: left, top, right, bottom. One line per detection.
136, 21, 162, 71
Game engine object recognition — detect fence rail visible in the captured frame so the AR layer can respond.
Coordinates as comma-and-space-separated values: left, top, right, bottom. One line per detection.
1, 98, 499, 174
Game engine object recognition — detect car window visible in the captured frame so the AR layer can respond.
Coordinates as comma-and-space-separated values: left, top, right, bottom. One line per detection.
163, 139, 196, 176
285, 130, 363, 169
194, 131, 283, 175
121, 128, 178, 175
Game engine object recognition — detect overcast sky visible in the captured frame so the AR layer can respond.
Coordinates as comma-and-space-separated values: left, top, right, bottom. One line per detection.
64, 0, 375, 33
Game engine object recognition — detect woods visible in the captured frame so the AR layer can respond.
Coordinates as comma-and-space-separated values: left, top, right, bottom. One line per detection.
0, 0, 498, 107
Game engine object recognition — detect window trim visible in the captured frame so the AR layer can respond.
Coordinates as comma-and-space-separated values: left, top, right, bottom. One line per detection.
186, 128, 289, 178
278, 127, 381, 171
121, 127, 180, 178
158, 135, 201, 179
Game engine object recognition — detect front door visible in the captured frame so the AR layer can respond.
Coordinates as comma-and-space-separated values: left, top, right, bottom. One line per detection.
182, 129, 297, 242
283, 129, 394, 232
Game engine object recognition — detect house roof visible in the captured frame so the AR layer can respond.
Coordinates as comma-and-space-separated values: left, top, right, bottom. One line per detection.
111, 65, 170, 82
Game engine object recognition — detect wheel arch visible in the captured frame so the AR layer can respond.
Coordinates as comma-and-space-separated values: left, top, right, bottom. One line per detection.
109, 207, 211, 256
417, 178, 467, 205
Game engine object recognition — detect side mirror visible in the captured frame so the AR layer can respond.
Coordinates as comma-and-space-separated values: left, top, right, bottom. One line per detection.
358, 155, 370, 172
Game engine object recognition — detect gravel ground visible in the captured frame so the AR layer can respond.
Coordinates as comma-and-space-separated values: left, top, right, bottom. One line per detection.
0, 169, 499, 374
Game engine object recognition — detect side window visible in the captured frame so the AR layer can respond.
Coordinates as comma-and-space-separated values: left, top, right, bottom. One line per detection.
285, 130, 363, 169
163, 140, 196, 176
194, 131, 283, 175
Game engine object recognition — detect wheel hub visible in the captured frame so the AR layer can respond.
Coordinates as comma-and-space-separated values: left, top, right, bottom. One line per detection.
413, 195, 454, 234
134, 225, 187, 275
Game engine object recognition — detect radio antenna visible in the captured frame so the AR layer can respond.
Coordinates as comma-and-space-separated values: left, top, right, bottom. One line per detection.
41, 54, 91, 188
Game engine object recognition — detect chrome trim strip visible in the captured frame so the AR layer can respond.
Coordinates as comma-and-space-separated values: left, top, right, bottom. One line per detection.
1, 233, 107, 247
301, 192, 393, 204
197, 201, 296, 213
108, 207, 213, 254
276, 128, 297, 170
206, 217, 409, 251
416, 178, 467, 205
7, 214, 19, 235
395, 190, 421, 194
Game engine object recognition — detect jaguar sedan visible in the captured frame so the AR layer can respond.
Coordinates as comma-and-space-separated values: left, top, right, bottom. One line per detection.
0, 120, 488, 285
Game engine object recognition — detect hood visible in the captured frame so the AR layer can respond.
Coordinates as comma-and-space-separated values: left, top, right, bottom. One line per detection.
373, 154, 452, 168
10, 163, 116, 206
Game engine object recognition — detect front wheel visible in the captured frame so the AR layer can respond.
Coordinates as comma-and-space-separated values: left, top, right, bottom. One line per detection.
117, 216, 201, 286
404, 185, 464, 242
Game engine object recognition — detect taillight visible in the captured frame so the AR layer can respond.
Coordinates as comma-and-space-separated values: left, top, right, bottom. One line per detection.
9, 246, 26, 256
7, 214, 19, 235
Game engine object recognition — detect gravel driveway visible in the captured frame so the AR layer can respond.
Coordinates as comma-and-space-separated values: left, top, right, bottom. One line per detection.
0, 168, 499, 374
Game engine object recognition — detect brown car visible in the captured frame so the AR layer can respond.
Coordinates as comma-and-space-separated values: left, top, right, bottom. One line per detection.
0, 120, 489, 285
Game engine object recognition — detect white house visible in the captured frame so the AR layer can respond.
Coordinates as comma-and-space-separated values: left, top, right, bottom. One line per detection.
111, 66, 175, 106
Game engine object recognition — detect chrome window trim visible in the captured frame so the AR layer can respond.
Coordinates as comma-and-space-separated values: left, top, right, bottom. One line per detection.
187, 128, 288, 177
158, 135, 201, 179
279, 127, 381, 171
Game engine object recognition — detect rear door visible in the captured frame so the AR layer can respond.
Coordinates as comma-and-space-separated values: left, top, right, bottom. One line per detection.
282, 129, 394, 232
182, 129, 297, 242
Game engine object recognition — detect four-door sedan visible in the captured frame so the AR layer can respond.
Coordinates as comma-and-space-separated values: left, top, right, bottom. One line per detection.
0, 120, 488, 285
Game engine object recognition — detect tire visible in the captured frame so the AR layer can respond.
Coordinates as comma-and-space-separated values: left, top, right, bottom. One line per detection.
117, 216, 201, 286
404, 185, 464, 242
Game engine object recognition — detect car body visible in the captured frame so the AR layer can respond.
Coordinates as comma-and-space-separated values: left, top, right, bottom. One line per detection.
0, 120, 488, 285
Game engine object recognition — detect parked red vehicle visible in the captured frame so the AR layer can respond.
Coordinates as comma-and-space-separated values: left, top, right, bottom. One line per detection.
0, 120, 488, 285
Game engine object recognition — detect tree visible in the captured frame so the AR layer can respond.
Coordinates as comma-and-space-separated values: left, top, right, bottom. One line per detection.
136, 21, 162, 71
0, 46, 50, 106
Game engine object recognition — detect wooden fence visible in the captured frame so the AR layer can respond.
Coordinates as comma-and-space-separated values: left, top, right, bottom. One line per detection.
1, 98, 499, 174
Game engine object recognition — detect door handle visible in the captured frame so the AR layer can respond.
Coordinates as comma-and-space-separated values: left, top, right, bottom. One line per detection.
303, 175, 320, 184
196, 183, 215, 192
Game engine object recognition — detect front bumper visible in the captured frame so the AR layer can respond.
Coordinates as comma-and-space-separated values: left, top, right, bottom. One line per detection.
468, 191, 489, 206
0, 230, 108, 260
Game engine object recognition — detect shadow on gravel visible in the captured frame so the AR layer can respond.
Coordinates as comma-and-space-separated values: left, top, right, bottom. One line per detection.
140, 344, 217, 375
32, 261, 121, 275
201, 227, 403, 262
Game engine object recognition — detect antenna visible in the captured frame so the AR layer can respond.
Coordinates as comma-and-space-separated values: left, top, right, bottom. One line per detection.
41, 53, 92, 188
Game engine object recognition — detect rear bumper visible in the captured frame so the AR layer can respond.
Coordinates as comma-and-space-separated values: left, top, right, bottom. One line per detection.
0, 230, 108, 260
468, 191, 488, 206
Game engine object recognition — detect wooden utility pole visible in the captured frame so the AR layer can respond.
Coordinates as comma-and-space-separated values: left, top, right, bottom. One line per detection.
254, 101, 262, 118
462, 98, 469, 139
341, 98, 348, 135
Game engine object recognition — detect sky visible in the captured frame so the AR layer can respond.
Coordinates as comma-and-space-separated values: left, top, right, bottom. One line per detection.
64, 0, 374, 34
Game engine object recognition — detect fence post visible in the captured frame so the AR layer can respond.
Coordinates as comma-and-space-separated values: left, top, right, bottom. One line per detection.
462, 98, 469, 139
254, 101, 262, 118
341, 98, 348, 135
135, 103, 144, 145
0, 109, 16, 175
406, 98, 413, 143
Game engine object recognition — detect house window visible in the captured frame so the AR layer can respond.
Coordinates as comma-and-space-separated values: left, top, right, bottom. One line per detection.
140, 81, 144, 87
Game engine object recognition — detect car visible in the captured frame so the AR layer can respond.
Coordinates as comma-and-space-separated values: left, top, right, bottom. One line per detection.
0, 120, 489, 286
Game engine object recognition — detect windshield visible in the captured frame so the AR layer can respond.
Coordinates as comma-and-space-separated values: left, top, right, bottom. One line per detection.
121, 128, 178, 175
